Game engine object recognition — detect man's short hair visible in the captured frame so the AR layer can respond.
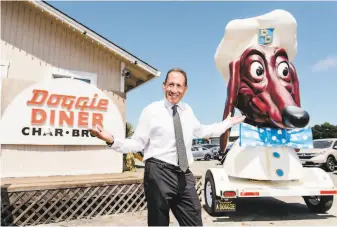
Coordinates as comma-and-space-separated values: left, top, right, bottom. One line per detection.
164, 68, 188, 87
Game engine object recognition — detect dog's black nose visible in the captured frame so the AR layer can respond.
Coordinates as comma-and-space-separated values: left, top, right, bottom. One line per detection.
282, 106, 310, 128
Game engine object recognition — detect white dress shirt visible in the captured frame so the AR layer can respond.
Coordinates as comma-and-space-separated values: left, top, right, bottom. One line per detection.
111, 98, 234, 167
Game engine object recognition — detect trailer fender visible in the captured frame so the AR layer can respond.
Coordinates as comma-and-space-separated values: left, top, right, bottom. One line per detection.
206, 168, 232, 197
302, 167, 335, 188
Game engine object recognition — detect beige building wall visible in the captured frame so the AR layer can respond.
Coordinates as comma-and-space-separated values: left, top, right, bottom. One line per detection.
1, 1, 122, 90
0, 1, 140, 177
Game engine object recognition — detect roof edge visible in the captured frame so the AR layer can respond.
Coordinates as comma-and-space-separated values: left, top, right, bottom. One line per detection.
29, 0, 161, 78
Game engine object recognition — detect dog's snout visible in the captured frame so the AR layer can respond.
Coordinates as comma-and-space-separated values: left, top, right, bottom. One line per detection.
281, 106, 310, 128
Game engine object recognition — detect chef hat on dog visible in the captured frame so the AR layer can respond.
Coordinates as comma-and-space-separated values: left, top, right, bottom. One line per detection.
214, 9, 297, 81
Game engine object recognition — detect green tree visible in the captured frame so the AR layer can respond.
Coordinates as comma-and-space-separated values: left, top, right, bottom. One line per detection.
312, 122, 337, 139
125, 122, 134, 138
124, 122, 137, 172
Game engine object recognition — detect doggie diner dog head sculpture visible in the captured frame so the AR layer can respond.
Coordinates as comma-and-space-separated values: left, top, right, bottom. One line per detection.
214, 10, 310, 150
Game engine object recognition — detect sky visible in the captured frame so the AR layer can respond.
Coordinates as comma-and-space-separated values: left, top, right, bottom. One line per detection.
47, 1, 337, 132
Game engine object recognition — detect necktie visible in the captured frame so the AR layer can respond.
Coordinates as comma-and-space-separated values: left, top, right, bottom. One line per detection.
172, 105, 189, 172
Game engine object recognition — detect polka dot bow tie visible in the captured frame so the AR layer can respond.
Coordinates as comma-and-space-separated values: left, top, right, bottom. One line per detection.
239, 123, 314, 149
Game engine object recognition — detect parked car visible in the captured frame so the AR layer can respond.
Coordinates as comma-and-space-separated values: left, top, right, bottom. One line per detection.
208, 146, 220, 160
217, 142, 234, 164
201, 144, 219, 150
297, 138, 337, 172
191, 145, 214, 161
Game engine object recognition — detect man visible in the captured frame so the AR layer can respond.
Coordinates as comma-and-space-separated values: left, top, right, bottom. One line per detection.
89, 68, 245, 226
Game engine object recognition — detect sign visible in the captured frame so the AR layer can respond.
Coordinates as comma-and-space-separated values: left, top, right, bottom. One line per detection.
258, 28, 274, 46
0, 78, 124, 145
193, 138, 210, 145
215, 199, 236, 212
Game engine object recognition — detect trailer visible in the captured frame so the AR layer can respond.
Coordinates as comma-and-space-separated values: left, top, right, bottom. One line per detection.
204, 140, 337, 215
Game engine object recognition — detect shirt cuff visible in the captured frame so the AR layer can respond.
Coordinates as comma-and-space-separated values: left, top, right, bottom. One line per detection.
214, 119, 234, 136
108, 138, 123, 153
222, 118, 234, 129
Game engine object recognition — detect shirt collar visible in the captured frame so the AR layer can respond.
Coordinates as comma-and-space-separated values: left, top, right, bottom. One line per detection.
164, 97, 186, 111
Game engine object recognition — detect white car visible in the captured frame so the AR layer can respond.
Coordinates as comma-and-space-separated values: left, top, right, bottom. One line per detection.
297, 138, 337, 172
191, 145, 213, 161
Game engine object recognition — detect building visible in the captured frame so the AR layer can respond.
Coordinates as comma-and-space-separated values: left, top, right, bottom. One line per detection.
0, 0, 161, 178
193, 131, 239, 146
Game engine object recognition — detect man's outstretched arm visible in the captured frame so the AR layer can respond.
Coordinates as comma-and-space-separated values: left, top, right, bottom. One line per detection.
89, 107, 150, 154
191, 109, 245, 139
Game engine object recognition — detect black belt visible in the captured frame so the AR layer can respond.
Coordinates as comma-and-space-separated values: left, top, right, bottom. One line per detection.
145, 158, 189, 173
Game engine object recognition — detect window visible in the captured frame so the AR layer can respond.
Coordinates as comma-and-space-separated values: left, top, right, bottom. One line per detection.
74, 78, 91, 84
313, 140, 333, 149
52, 74, 91, 84
333, 141, 337, 149
51, 67, 97, 86
52, 74, 70, 79
1, 60, 10, 78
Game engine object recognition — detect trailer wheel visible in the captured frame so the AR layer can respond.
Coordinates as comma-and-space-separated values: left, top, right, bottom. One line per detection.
204, 170, 217, 216
303, 195, 334, 213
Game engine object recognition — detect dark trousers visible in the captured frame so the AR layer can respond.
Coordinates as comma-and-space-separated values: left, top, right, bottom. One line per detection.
144, 158, 203, 226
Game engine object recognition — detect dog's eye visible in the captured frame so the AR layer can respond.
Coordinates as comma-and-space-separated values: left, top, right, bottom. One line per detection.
277, 62, 289, 78
250, 62, 265, 78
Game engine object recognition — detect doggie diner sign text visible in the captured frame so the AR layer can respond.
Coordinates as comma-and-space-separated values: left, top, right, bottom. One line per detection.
0, 79, 124, 145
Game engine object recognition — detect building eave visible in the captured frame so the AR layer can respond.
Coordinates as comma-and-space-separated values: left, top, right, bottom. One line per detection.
28, 0, 161, 93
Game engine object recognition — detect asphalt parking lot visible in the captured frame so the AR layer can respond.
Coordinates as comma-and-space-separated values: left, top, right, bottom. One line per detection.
46, 160, 337, 226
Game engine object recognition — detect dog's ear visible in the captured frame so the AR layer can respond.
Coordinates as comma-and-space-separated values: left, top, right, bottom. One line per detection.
220, 59, 241, 153
289, 62, 301, 153
289, 62, 301, 107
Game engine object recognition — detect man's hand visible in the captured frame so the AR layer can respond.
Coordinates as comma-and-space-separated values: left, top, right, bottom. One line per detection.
88, 125, 114, 144
227, 115, 246, 126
